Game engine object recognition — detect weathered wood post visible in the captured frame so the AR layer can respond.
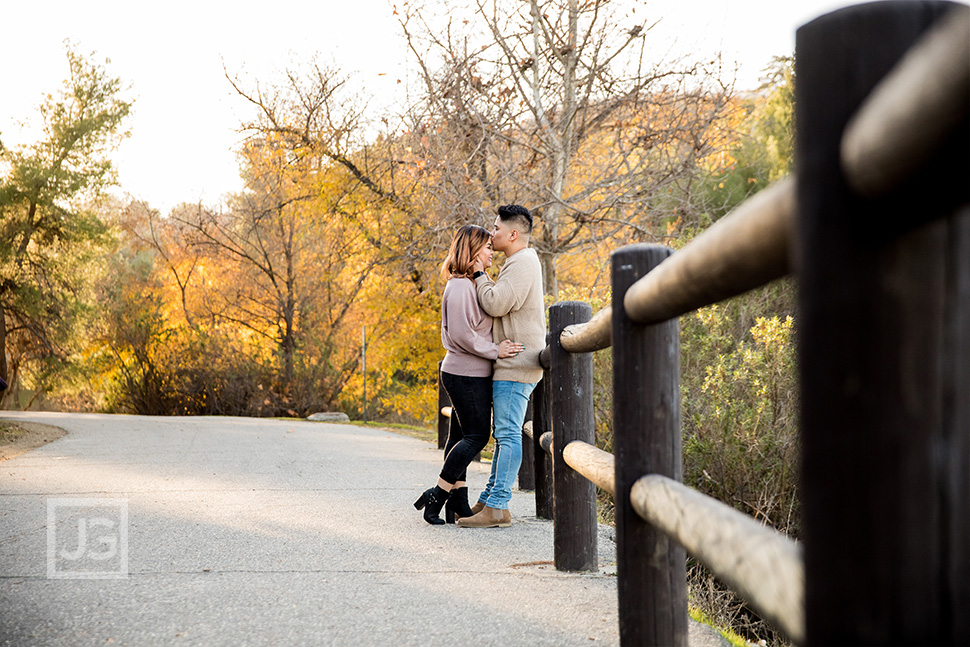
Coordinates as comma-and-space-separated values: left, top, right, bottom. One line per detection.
436, 361, 451, 449
550, 301, 598, 571
533, 343, 554, 520
518, 399, 535, 490
796, 2, 969, 644
612, 244, 687, 646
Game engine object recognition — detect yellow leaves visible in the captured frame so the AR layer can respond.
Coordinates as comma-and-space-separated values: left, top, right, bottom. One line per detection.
750, 315, 794, 351
695, 304, 722, 331
666, 216, 682, 236
379, 386, 436, 424
693, 306, 796, 440
701, 361, 726, 396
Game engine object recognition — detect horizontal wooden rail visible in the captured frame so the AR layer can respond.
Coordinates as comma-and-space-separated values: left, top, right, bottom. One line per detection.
539, 431, 553, 455
624, 177, 796, 325
554, 176, 796, 355
631, 474, 805, 646
440, 406, 452, 418
560, 305, 613, 353
562, 440, 615, 495
841, 5, 970, 197
555, 8, 965, 352
558, 438, 803, 643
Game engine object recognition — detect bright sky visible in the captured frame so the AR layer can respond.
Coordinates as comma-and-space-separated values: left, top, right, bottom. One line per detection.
1, 0, 861, 215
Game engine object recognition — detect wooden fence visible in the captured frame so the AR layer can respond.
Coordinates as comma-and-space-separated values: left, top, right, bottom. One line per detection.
435, 3, 968, 645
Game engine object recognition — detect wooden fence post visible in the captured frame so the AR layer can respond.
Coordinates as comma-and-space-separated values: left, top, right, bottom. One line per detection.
533, 356, 554, 520
612, 244, 687, 646
518, 399, 535, 490
550, 301, 598, 571
436, 361, 451, 450
796, 2, 969, 644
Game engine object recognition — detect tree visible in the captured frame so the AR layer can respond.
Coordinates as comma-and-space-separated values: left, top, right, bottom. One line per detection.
0, 44, 131, 407
690, 56, 795, 223
219, 61, 452, 414
742, 56, 794, 184
399, 0, 735, 296
119, 134, 403, 413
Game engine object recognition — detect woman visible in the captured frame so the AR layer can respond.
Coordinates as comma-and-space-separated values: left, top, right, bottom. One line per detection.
414, 225, 523, 525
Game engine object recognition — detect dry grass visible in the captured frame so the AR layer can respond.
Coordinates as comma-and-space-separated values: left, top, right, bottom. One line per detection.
0, 420, 66, 461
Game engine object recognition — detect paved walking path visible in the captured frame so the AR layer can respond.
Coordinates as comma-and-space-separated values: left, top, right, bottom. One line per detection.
0, 412, 617, 646
0, 412, 727, 647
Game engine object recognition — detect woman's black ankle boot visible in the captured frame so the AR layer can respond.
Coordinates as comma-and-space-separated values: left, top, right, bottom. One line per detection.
445, 487, 475, 524
413, 486, 449, 525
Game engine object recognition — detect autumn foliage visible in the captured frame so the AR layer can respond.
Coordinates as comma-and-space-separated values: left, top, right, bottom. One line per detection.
4, 25, 801, 646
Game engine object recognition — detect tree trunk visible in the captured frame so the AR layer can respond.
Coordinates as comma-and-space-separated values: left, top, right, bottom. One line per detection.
282, 221, 297, 390
540, 250, 558, 298
532, 0, 578, 301
0, 304, 7, 409
1, 357, 19, 411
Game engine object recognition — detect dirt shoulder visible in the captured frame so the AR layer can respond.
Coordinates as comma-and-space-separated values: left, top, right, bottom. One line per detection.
0, 419, 67, 461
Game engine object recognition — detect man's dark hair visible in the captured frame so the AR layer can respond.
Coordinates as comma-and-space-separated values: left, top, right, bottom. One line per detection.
497, 204, 533, 234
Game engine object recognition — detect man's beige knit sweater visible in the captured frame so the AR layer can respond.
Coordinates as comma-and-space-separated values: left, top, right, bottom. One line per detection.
474, 247, 546, 384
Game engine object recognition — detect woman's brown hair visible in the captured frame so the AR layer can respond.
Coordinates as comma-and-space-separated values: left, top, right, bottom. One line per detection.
440, 225, 491, 281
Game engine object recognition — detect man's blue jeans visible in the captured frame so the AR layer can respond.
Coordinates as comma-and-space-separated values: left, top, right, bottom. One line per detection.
478, 380, 537, 510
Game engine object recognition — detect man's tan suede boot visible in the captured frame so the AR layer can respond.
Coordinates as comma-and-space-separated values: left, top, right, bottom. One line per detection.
469, 501, 485, 515
456, 505, 511, 528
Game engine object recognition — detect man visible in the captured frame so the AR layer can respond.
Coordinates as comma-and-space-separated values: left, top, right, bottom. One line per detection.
458, 204, 546, 528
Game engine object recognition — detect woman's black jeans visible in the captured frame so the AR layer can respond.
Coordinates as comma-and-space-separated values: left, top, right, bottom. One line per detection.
439, 371, 493, 485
